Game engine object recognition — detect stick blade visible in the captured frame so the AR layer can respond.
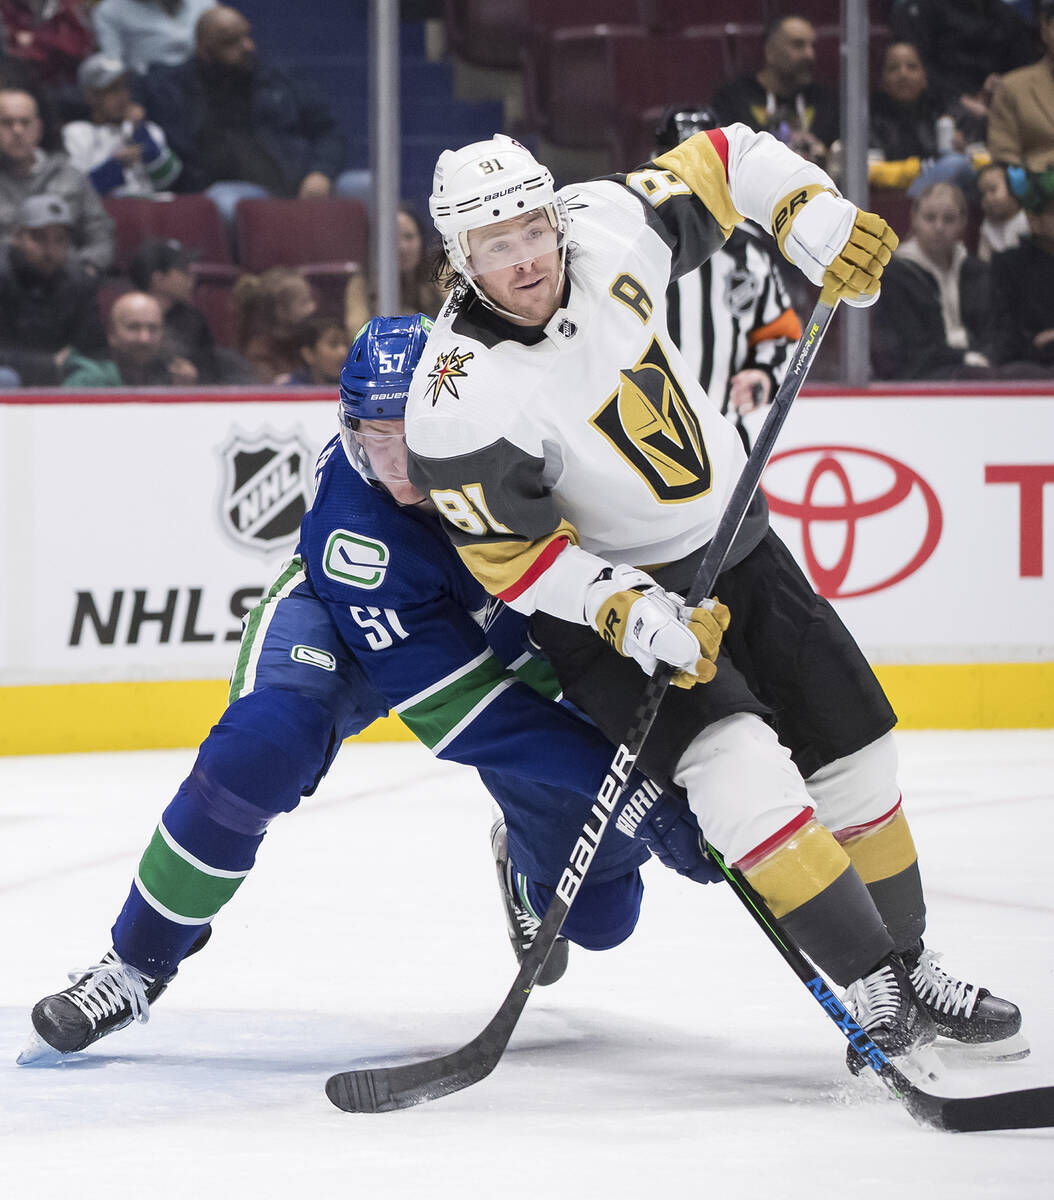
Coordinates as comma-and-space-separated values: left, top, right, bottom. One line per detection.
910, 1083, 1054, 1133
326, 1040, 503, 1113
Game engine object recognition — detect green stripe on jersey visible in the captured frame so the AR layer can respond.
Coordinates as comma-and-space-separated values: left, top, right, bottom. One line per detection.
228, 557, 305, 702
510, 653, 561, 701
397, 652, 512, 751
136, 824, 249, 922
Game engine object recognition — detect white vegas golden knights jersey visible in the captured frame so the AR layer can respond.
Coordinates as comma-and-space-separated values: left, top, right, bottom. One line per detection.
406, 126, 831, 623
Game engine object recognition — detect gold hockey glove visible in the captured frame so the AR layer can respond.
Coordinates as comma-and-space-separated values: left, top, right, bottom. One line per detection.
774, 186, 898, 307
585, 564, 730, 687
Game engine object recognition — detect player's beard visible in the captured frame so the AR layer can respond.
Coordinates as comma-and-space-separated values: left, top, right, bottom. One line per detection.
478, 249, 564, 326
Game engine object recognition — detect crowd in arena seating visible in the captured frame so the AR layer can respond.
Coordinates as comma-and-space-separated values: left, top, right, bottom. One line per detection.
0, 0, 449, 391
751, 2, 1054, 380
1, 1, 1053, 389
650, 1, 1054, 381
463, 0, 1054, 383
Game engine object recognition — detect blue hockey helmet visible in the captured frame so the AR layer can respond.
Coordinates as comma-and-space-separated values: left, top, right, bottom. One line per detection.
338, 313, 433, 503
338, 313, 433, 424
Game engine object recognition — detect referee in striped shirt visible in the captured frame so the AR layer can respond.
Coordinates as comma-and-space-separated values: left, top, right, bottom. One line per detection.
658, 106, 802, 448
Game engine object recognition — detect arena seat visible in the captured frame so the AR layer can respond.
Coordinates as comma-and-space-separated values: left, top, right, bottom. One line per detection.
640, 0, 767, 32
526, 0, 640, 30
526, 25, 731, 155
523, 24, 638, 146
194, 277, 239, 348
233, 197, 369, 274
771, 0, 893, 27
102, 194, 233, 273
444, 0, 530, 69
811, 24, 843, 85
96, 276, 129, 321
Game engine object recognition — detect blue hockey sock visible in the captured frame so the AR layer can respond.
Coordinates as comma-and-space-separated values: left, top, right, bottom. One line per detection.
523, 870, 643, 952
112, 689, 342, 976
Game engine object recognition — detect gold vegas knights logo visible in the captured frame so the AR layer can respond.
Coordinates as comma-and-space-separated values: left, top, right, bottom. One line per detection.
425, 346, 475, 405
590, 337, 712, 502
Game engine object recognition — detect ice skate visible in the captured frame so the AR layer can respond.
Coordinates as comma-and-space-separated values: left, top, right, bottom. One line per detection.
843, 953, 940, 1082
18, 928, 211, 1064
491, 815, 568, 986
903, 942, 1028, 1064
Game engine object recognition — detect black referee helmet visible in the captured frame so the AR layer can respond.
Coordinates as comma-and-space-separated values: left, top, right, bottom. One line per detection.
653, 105, 722, 153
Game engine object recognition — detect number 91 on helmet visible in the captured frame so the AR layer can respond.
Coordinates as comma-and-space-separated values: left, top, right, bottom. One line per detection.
430, 133, 568, 281
338, 313, 433, 507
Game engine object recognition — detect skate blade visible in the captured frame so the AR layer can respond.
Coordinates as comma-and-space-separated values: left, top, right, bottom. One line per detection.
936, 1031, 1031, 1067
16, 1031, 67, 1066
892, 1041, 944, 1087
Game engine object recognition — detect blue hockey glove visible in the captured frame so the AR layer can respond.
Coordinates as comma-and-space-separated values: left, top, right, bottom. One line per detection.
616, 776, 724, 885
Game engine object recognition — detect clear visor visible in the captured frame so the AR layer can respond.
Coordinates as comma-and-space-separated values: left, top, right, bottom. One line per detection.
339, 418, 425, 505
464, 209, 565, 277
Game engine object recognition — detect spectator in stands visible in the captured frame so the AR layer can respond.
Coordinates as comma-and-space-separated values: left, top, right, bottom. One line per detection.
0, 86, 114, 273
127, 235, 226, 382
890, 0, 1037, 128
91, 0, 216, 74
139, 4, 357, 223
344, 202, 447, 336
871, 180, 994, 380
712, 15, 838, 168
867, 40, 983, 197
987, 1, 1054, 173
653, 105, 802, 452
976, 161, 1029, 260
0, 0, 95, 93
63, 288, 196, 385
989, 165, 1054, 372
233, 265, 317, 384
62, 52, 181, 196
285, 314, 350, 385
0, 193, 105, 385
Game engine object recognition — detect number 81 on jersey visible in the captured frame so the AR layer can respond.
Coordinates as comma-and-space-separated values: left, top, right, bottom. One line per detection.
430, 484, 514, 536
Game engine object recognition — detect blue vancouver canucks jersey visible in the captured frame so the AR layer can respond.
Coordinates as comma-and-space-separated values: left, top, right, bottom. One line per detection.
297, 435, 647, 887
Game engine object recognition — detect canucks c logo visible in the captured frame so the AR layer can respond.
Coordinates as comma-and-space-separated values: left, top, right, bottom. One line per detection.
589, 337, 712, 503
426, 346, 474, 405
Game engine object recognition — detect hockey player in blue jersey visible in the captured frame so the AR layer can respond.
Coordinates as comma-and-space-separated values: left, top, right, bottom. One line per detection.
21, 314, 717, 1063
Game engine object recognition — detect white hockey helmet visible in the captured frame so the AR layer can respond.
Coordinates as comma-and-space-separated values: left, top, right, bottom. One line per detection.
429, 133, 568, 278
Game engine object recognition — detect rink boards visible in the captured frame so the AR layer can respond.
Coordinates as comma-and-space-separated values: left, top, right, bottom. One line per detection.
1, 384, 1052, 753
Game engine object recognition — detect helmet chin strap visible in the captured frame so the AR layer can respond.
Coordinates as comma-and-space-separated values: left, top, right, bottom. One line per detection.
465, 241, 568, 325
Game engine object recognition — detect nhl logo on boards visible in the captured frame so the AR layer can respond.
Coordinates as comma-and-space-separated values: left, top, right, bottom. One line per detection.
217, 428, 314, 554
557, 318, 577, 338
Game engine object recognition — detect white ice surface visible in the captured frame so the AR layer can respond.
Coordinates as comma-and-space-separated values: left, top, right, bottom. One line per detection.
1, 732, 1053, 1199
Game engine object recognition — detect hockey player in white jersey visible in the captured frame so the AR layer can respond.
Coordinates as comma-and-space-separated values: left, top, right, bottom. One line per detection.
405, 127, 1024, 1076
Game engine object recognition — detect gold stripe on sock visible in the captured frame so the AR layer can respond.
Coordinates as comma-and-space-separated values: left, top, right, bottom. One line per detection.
841, 809, 918, 886
743, 820, 851, 919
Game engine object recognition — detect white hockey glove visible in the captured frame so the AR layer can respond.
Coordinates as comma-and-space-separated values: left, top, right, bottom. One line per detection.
773, 185, 898, 307
584, 564, 730, 689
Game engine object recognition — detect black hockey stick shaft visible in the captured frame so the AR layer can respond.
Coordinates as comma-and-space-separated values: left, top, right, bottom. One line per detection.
329, 290, 1054, 1129
325, 293, 838, 1114
706, 848, 1054, 1132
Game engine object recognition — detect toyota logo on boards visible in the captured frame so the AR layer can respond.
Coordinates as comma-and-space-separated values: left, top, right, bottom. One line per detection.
763, 445, 942, 598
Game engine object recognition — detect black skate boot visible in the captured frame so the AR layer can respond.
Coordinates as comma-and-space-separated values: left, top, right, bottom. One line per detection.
19, 927, 211, 1063
491, 815, 568, 987
843, 952, 938, 1078
902, 941, 1028, 1061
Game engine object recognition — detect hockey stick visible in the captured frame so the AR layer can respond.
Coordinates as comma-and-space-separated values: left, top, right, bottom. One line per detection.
705, 849, 1054, 1132
328, 292, 1054, 1128
329, 285, 1054, 1127
325, 292, 838, 1115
